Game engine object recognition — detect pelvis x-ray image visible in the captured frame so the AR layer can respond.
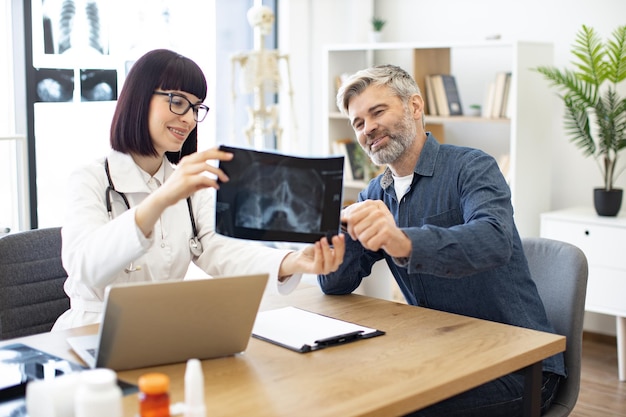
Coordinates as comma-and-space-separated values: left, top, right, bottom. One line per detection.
216, 146, 344, 243
235, 164, 324, 233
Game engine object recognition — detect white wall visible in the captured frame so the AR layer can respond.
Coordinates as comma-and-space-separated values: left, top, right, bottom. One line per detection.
277, 0, 374, 156
280, 0, 625, 335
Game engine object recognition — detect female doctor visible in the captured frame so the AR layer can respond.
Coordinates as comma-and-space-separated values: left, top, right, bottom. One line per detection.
53, 49, 345, 330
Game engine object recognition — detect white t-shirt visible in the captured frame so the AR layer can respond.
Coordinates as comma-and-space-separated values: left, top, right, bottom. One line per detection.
393, 173, 414, 201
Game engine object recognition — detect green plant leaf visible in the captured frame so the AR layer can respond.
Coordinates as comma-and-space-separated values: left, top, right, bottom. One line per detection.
371, 17, 386, 31
606, 25, 626, 83
533, 25, 626, 189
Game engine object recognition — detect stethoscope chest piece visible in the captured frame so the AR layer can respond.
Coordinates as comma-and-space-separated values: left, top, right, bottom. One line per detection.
190, 236, 203, 257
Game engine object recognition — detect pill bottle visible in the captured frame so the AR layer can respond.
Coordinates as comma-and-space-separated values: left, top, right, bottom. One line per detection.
138, 372, 171, 417
74, 368, 123, 417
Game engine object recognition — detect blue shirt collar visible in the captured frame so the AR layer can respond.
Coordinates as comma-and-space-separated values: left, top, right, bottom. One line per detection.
380, 132, 440, 190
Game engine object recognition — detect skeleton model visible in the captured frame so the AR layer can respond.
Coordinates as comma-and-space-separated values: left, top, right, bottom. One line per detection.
231, 5, 296, 149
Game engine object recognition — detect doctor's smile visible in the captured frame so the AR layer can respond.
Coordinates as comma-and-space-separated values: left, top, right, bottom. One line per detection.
168, 126, 189, 139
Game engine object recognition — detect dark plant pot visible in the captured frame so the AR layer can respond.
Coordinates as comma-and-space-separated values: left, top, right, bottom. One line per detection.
593, 188, 623, 216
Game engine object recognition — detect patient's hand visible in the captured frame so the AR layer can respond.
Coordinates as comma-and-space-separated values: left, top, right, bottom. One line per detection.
342, 200, 411, 258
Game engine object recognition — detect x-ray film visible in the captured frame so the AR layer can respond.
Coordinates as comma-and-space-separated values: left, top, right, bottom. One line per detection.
216, 146, 344, 243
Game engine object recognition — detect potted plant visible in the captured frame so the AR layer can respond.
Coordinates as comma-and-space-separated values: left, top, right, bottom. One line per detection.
468, 103, 482, 117
534, 24, 626, 216
369, 17, 386, 42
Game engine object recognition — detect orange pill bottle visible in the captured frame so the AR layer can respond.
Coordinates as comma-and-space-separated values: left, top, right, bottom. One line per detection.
138, 372, 170, 417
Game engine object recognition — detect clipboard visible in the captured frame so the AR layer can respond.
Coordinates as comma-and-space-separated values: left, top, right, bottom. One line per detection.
252, 306, 385, 353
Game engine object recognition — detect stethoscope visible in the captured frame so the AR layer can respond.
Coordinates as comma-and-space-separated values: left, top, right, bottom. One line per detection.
104, 158, 204, 273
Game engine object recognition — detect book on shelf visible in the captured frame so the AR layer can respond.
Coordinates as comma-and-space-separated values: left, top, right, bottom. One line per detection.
440, 74, 463, 116
430, 74, 449, 117
501, 73, 513, 118
424, 75, 438, 116
490, 71, 511, 118
482, 81, 496, 118
334, 72, 352, 109
428, 74, 463, 117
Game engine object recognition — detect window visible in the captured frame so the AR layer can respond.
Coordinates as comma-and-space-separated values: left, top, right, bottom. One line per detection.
8, 0, 276, 229
1, 0, 27, 233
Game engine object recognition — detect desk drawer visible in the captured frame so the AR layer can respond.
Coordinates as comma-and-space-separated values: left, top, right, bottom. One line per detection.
541, 219, 626, 269
586, 266, 626, 316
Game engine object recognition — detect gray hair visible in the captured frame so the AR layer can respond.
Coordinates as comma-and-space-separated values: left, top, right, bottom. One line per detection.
336, 64, 422, 115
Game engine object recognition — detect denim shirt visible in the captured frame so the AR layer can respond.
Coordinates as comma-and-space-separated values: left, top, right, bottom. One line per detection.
319, 134, 565, 377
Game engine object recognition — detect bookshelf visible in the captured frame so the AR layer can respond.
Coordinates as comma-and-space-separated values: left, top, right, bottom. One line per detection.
323, 40, 554, 238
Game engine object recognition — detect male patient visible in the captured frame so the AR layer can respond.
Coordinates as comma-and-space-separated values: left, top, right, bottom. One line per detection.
317, 64, 564, 417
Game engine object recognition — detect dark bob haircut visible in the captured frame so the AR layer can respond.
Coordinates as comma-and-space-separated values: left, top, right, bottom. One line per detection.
110, 49, 207, 164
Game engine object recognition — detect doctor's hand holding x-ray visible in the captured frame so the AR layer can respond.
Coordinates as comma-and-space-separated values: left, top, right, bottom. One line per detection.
135, 147, 345, 279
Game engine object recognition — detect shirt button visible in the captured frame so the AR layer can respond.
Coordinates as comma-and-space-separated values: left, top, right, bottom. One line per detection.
161, 242, 165, 248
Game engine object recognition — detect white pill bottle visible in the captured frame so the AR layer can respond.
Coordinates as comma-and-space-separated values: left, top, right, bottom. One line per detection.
74, 368, 123, 417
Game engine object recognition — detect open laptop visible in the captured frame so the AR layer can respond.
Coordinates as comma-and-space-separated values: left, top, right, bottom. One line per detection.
67, 273, 269, 371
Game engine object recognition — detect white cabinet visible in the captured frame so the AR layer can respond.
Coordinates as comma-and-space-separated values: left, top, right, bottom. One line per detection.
541, 207, 626, 381
323, 41, 554, 237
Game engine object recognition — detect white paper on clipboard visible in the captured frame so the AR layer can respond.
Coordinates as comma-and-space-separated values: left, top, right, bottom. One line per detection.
252, 306, 384, 353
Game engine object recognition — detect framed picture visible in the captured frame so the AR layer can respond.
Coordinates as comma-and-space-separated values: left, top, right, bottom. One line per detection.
334, 138, 365, 182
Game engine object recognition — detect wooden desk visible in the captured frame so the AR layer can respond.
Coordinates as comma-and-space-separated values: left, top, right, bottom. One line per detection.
1, 286, 564, 417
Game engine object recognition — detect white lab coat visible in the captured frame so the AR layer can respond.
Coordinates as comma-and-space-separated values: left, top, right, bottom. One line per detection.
53, 150, 300, 330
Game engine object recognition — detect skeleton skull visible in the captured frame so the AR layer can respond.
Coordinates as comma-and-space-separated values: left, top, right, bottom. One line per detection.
247, 5, 275, 36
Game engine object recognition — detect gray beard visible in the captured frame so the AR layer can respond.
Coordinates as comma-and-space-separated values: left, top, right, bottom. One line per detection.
366, 110, 416, 165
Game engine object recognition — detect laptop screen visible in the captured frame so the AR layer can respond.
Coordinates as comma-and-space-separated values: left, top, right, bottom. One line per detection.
215, 146, 344, 243
68, 274, 270, 371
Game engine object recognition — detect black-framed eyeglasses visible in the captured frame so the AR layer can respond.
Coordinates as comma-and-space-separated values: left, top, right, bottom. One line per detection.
153, 91, 210, 122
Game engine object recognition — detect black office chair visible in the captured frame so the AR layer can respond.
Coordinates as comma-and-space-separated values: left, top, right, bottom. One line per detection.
0, 227, 70, 340
522, 237, 589, 417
